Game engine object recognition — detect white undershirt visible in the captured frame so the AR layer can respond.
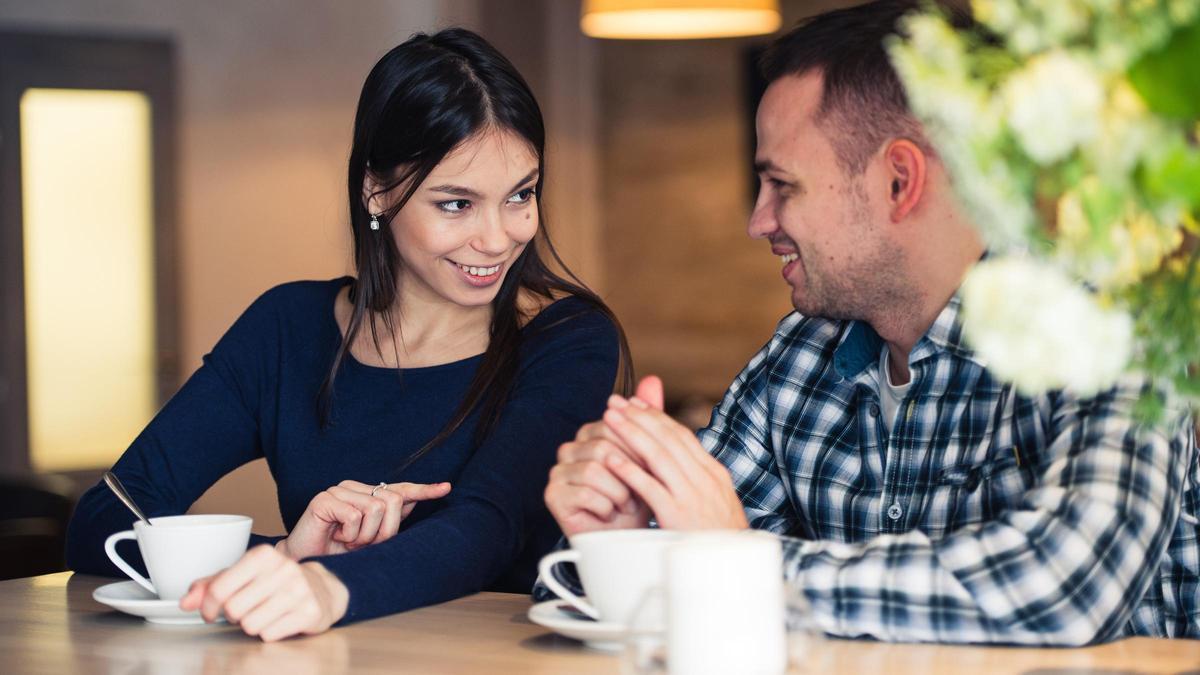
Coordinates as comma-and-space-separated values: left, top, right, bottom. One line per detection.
876, 345, 912, 431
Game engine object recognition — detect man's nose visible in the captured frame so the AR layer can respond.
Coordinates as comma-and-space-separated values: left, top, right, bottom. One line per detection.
747, 196, 778, 240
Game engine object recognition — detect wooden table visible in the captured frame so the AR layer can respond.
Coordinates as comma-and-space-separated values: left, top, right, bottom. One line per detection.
1, 574, 1197, 674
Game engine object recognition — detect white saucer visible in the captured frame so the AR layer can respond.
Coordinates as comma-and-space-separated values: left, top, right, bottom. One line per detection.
527, 600, 629, 651
92, 580, 221, 625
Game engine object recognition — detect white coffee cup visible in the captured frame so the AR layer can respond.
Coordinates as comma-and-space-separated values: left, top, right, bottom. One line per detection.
665, 531, 786, 675
103, 514, 252, 600
538, 529, 683, 623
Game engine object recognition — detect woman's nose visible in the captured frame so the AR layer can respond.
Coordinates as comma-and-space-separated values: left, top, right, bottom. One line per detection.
472, 211, 510, 255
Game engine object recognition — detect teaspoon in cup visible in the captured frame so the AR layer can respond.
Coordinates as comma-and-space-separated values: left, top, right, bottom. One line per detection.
103, 471, 153, 526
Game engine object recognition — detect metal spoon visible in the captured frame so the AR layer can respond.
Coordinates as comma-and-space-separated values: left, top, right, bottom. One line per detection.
103, 471, 152, 526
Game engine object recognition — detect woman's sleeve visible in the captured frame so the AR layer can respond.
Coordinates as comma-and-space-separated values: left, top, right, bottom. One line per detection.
64, 288, 285, 578
310, 304, 620, 623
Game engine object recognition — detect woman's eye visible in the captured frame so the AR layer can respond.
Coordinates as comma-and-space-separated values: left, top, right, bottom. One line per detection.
438, 199, 471, 213
507, 187, 536, 204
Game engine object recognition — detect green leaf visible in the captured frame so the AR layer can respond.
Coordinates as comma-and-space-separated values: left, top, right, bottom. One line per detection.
1080, 179, 1124, 237
1142, 142, 1200, 208
1133, 390, 1166, 426
1129, 18, 1200, 120
971, 44, 1020, 87
1178, 370, 1200, 398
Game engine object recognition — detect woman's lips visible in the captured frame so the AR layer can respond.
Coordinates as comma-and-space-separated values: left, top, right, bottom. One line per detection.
448, 259, 504, 287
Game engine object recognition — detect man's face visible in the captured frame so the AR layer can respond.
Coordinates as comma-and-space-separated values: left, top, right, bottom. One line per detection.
749, 71, 892, 320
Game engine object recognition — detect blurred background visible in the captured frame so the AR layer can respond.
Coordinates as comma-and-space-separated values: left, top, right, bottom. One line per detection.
0, 0, 875, 571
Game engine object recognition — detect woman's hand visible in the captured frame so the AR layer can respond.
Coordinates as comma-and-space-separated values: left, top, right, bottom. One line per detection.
180, 544, 350, 641
279, 480, 451, 560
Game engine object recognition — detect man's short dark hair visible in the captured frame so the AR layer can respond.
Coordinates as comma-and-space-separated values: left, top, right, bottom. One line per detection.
759, 0, 936, 176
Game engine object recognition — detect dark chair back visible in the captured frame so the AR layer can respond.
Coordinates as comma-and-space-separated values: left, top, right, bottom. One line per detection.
0, 474, 75, 580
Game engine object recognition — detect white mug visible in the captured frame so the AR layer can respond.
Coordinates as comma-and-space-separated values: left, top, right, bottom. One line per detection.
103, 514, 252, 600
665, 531, 786, 675
538, 529, 683, 623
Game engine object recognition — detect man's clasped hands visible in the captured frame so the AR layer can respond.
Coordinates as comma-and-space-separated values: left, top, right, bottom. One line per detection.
544, 375, 749, 537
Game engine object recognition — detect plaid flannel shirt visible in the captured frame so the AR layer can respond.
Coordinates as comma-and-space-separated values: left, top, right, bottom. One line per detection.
535, 295, 1199, 645
700, 294, 1198, 645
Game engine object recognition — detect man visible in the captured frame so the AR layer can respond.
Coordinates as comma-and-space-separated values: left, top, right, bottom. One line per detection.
540, 0, 1199, 645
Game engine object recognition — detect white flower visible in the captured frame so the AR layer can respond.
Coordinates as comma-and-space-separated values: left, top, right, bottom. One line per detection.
1088, 79, 1157, 183
1003, 51, 1105, 164
889, 13, 1033, 248
889, 13, 980, 137
960, 256, 1133, 396
1042, 1, 1090, 43
946, 143, 1037, 250
972, 0, 1020, 33
974, 0, 1089, 54
894, 12, 969, 74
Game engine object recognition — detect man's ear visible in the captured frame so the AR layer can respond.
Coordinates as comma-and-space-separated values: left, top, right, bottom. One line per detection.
884, 139, 927, 223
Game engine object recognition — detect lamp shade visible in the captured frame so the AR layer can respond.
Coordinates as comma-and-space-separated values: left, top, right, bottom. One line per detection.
581, 0, 781, 39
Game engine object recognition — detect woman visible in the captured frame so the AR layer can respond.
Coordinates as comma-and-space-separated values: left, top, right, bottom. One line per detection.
65, 28, 630, 641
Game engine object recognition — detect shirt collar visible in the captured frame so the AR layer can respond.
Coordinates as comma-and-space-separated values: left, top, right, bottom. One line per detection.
832, 292, 984, 380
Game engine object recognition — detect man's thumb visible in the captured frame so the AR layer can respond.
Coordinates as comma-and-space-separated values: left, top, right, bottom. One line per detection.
635, 375, 665, 410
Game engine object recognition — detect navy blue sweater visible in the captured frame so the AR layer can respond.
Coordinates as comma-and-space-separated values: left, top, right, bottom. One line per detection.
65, 278, 618, 622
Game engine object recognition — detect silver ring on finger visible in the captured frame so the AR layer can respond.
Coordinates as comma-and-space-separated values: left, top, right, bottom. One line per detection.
370, 482, 389, 497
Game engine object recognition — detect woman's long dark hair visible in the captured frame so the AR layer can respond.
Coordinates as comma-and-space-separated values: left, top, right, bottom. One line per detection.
318, 28, 632, 472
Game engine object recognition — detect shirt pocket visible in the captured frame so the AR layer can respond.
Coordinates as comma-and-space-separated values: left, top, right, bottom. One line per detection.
927, 453, 1028, 533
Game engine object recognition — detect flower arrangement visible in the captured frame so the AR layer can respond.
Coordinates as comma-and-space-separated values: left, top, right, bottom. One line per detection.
887, 0, 1200, 420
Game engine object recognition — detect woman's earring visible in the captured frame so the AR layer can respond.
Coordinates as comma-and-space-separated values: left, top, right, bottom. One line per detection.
369, 213, 381, 231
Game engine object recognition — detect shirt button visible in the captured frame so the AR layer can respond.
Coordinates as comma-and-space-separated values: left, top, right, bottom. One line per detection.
887, 503, 903, 521
868, 403, 880, 418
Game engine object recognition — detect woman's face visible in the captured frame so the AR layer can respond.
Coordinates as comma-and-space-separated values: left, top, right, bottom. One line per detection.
382, 129, 540, 310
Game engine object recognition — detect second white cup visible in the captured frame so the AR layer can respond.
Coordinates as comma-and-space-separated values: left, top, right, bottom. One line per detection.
538, 528, 683, 624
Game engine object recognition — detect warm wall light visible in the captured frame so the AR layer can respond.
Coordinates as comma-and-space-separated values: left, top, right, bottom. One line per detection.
581, 0, 781, 39
20, 88, 157, 472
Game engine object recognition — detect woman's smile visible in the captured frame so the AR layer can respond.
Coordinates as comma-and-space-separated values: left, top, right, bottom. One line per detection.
447, 258, 505, 287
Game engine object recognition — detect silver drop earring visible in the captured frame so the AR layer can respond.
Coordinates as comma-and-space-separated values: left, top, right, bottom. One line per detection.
369, 213, 381, 231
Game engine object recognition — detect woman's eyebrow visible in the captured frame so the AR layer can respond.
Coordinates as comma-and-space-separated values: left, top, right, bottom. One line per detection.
428, 184, 481, 199
508, 169, 539, 193
427, 169, 539, 199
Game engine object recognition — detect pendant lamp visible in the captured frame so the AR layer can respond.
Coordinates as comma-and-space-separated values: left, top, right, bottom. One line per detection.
581, 0, 781, 39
